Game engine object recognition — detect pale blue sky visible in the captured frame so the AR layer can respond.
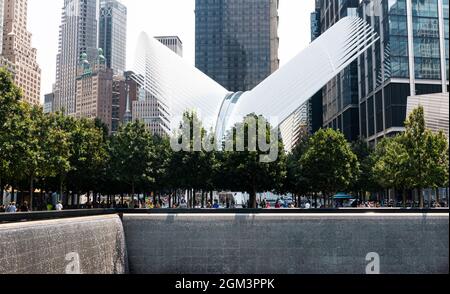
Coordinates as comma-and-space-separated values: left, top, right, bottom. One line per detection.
28, 0, 315, 102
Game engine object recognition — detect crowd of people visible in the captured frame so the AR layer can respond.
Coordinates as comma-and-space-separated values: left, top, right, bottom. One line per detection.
0, 201, 30, 213
0, 201, 64, 213
1, 196, 447, 213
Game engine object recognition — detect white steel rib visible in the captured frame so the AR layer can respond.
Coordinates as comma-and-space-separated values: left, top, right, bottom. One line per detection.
131, 16, 379, 138
132, 32, 230, 132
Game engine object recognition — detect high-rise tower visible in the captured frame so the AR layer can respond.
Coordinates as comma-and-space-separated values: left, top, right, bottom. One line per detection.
1, 0, 41, 105
155, 36, 183, 57
54, 0, 98, 115
99, 0, 127, 75
195, 0, 279, 92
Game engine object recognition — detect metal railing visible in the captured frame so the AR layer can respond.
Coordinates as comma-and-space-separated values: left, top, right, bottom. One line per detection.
0, 207, 448, 224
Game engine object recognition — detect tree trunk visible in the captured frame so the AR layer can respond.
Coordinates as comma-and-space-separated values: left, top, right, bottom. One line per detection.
436, 188, 441, 207
131, 182, 135, 205
418, 188, 424, 208
59, 174, 64, 205
0, 176, 3, 206
402, 189, 407, 208
250, 187, 257, 209
40, 190, 44, 211
29, 175, 34, 211
169, 192, 172, 209
77, 193, 81, 209
65, 187, 70, 207
210, 191, 213, 205
19, 190, 23, 206
191, 190, 195, 208
189, 190, 192, 208
201, 191, 205, 208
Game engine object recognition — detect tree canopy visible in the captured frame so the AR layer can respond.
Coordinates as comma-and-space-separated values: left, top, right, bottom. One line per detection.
1, 69, 448, 209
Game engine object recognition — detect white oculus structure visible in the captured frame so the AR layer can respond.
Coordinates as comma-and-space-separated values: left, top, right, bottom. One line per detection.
131, 16, 379, 146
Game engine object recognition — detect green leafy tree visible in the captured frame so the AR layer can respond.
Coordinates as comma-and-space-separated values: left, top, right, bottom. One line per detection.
0, 68, 21, 126
425, 131, 449, 204
351, 139, 380, 201
285, 126, 312, 206
45, 112, 74, 204
300, 128, 359, 207
0, 68, 22, 202
222, 114, 287, 208
169, 111, 217, 207
371, 136, 413, 207
0, 102, 43, 208
402, 106, 449, 208
109, 120, 156, 202
15, 104, 48, 209
67, 118, 109, 205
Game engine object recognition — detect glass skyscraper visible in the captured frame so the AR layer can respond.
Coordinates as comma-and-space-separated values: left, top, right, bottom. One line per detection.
314, 0, 448, 145
99, 0, 127, 75
317, 0, 361, 142
54, 0, 98, 115
195, 0, 280, 92
358, 0, 449, 146
311, 0, 321, 42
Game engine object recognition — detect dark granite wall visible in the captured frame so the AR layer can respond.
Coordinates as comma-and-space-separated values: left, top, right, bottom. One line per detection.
122, 213, 449, 274
0, 213, 447, 274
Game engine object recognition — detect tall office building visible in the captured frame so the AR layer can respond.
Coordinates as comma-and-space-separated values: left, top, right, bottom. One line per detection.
0, 0, 13, 73
75, 52, 113, 131
280, 99, 315, 152
314, 0, 361, 142
54, 0, 98, 115
43, 93, 54, 114
111, 71, 137, 133
1, 0, 41, 105
358, 0, 449, 146
99, 0, 127, 75
311, 0, 321, 41
195, 0, 279, 92
314, 0, 449, 145
0, 0, 4, 54
155, 36, 183, 57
